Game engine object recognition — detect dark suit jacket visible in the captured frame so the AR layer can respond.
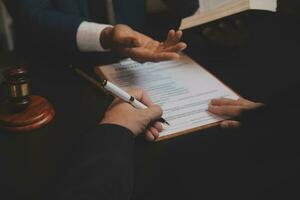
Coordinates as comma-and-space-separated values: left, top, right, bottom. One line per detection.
5, 0, 92, 60
51, 85, 300, 200
4, 0, 199, 62
53, 124, 135, 200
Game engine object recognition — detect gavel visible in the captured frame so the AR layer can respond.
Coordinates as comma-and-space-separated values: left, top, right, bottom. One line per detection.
0, 66, 55, 133
5, 67, 31, 112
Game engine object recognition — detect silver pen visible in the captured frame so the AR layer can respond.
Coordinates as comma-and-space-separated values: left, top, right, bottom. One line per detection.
102, 80, 170, 125
70, 66, 170, 126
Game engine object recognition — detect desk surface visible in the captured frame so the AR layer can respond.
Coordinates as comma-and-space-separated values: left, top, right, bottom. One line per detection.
1, 13, 300, 200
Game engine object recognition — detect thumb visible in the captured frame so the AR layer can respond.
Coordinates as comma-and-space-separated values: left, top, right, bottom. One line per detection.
220, 120, 240, 129
140, 105, 163, 123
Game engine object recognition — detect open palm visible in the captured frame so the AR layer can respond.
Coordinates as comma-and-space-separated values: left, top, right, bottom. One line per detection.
122, 30, 187, 62
106, 24, 186, 63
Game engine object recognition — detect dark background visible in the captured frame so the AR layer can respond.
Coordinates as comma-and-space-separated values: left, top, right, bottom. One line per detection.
1, 2, 300, 200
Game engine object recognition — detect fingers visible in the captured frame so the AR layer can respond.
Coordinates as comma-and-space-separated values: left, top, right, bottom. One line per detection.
122, 88, 163, 123
164, 30, 175, 47
149, 52, 180, 62
120, 29, 185, 62
145, 126, 160, 141
176, 30, 183, 41
126, 88, 163, 142
137, 105, 163, 139
125, 48, 180, 62
209, 98, 261, 117
162, 42, 187, 53
145, 122, 163, 141
210, 98, 263, 109
210, 98, 246, 106
164, 30, 183, 47
153, 122, 164, 132
127, 88, 155, 106
208, 104, 243, 117
220, 120, 240, 129
140, 105, 163, 122
145, 130, 156, 141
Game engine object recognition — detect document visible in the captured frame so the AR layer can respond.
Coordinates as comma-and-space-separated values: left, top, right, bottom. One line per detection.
95, 55, 239, 140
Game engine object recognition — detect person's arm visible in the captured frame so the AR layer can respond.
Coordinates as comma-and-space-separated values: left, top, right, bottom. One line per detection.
55, 124, 135, 200
53, 89, 163, 200
5, 0, 85, 53
5, 0, 187, 62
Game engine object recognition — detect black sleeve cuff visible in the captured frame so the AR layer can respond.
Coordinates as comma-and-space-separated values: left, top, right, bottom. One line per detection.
76, 124, 135, 160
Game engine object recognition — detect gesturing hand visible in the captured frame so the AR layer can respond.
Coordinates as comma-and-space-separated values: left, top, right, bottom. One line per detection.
208, 98, 263, 128
122, 29, 187, 62
100, 88, 164, 141
101, 24, 187, 63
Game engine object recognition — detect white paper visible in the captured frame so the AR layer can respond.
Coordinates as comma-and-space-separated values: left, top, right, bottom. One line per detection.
97, 55, 239, 139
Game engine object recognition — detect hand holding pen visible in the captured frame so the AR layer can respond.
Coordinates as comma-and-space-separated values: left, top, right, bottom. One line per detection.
70, 66, 169, 141
102, 80, 170, 126
101, 88, 165, 141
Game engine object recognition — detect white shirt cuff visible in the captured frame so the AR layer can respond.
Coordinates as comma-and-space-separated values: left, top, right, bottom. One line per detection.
76, 22, 113, 52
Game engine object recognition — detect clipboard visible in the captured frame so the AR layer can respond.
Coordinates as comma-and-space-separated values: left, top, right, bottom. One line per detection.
95, 55, 240, 141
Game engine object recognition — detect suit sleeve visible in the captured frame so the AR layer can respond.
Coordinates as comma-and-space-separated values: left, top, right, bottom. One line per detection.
54, 124, 135, 200
5, 0, 83, 54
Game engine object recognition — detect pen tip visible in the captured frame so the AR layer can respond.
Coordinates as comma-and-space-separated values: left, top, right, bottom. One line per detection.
161, 123, 170, 130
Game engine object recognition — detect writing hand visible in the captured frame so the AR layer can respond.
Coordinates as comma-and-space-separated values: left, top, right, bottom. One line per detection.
100, 88, 163, 141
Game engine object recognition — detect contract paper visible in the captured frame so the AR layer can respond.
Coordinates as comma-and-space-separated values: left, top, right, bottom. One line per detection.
96, 55, 239, 140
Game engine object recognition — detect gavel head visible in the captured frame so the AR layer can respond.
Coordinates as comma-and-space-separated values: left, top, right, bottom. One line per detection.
4, 67, 31, 112
0, 66, 55, 132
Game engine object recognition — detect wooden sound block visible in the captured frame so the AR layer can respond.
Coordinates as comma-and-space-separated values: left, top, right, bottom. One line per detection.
0, 96, 55, 133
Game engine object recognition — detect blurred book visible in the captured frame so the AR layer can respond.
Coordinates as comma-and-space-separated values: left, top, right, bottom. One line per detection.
180, 0, 277, 30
